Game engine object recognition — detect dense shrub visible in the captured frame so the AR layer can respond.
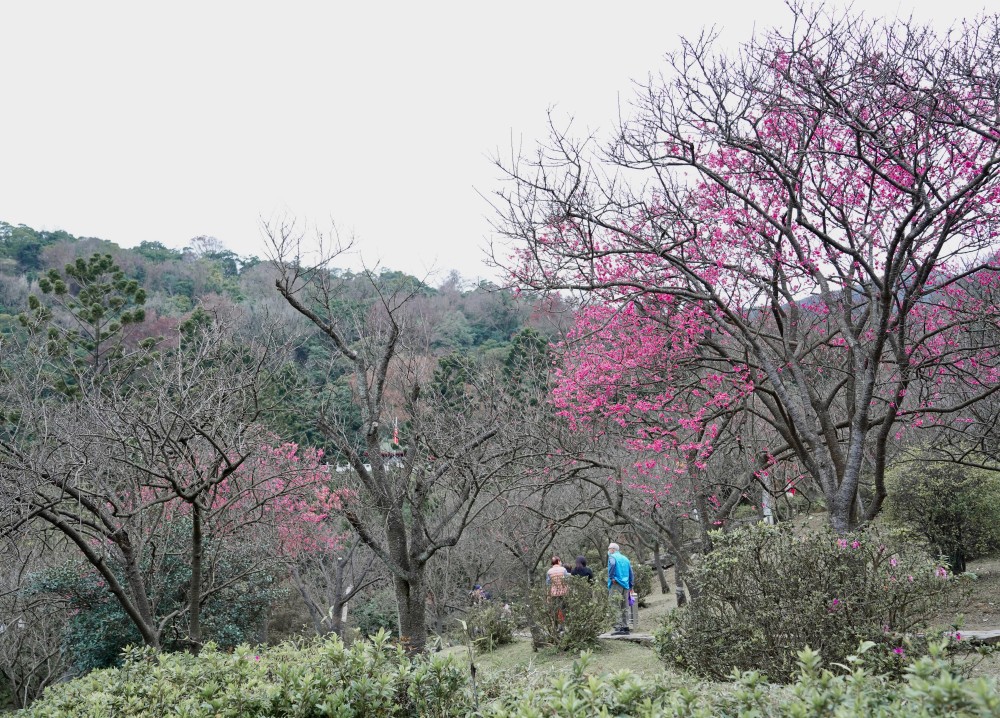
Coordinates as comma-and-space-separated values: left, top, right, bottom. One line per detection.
654, 524, 958, 681
20, 632, 1000, 717
633, 562, 654, 607
463, 602, 515, 652
351, 591, 398, 637
482, 645, 1000, 717
886, 454, 1000, 573
27, 550, 282, 673
21, 632, 471, 718
523, 577, 615, 652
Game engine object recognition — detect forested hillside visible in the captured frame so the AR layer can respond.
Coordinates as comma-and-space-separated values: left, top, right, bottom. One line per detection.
0, 220, 564, 455
0, 221, 587, 707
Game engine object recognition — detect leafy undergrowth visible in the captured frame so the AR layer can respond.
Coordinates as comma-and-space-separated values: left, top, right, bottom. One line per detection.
444, 634, 668, 682
19, 635, 1000, 718
482, 646, 1000, 718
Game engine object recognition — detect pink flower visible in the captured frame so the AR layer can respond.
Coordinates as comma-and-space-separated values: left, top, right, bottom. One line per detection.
935, 566, 949, 579
254, 655, 261, 662
836, 539, 848, 549
893, 647, 905, 656
850, 540, 861, 549
889, 557, 898, 568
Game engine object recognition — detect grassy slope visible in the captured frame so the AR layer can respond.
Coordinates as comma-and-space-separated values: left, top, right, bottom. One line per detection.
444, 545, 1000, 682
443, 570, 680, 681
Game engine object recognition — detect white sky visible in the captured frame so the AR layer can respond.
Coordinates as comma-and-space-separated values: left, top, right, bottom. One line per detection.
0, 1, 991, 282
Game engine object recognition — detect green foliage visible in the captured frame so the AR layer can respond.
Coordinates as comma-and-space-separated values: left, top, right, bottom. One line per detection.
633, 563, 654, 608
523, 578, 615, 652
258, 342, 363, 458
21, 632, 472, 718
886, 455, 1000, 573
463, 603, 515, 652
431, 352, 473, 409
21, 635, 1000, 718
28, 566, 143, 674
133, 241, 182, 263
351, 591, 398, 637
481, 645, 1000, 717
0, 222, 76, 272
503, 327, 550, 405
466, 283, 528, 345
28, 544, 282, 673
431, 310, 474, 350
654, 524, 958, 681
18, 253, 154, 395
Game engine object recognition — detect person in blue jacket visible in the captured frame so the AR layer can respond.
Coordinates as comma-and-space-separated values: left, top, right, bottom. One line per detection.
606, 543, 634, 634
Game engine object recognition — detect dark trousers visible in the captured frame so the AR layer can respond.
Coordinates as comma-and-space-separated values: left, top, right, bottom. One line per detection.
609, 583, 628, 628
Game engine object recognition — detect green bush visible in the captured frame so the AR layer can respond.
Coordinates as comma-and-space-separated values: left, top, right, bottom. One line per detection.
464, 602, 515, 652
481, 644, 1000, 717
633, 562, 654, 607
351, 590, 398, 637
654, 524, 957, 681
522, 578, 615, 652
886, 454, 1000, 573
20, 633, 1000, 717
21, 632, 471, 718
27, 549, 282, 673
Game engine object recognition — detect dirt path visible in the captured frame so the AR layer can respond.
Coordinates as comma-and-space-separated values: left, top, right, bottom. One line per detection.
928, 557, 1000, 630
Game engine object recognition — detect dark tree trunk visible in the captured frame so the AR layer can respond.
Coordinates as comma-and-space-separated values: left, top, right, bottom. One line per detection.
327, 557, 348, 636
188, 503, 203, 653
945, 549, 967, 574
653, 542, 670, 595
393, 573, 427, 656
673, 552, 698, 604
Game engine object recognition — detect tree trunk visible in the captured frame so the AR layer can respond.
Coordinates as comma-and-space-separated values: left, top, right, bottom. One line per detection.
393, 572, 426, 655
43, 509, 160, 649
761, 489, 775, 525
946, 549, 967, 575
829, 495, 853, 535
653, 542, 669, 595
327, 596, 345, 636
188, 503, 203, 653
673, 552, 698, 603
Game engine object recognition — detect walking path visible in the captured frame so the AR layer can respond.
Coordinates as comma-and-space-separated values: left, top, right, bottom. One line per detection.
598, 631, 654, 643
597, 629, 1000, 645
960, 629, 1000, 644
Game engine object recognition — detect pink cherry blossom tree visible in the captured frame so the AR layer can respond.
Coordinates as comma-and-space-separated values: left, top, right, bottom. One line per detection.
494, 5, 1000, 532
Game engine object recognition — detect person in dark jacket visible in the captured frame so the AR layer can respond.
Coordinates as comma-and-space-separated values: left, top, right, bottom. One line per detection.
570, 555, 594, 582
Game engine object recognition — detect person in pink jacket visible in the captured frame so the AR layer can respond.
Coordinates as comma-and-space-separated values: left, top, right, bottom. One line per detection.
546, 556, 571, 628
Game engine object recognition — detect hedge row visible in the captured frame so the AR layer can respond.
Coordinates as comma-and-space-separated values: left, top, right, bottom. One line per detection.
19, 633, 1000, 717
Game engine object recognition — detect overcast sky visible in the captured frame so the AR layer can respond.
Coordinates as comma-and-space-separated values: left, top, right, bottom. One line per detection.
1, 1, 991, 282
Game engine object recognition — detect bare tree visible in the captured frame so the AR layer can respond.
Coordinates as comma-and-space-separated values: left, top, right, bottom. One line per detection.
0, 539, 71, 710
267, 220, 545, 653
289, 535, 383, 637
0, 256, 303, 652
